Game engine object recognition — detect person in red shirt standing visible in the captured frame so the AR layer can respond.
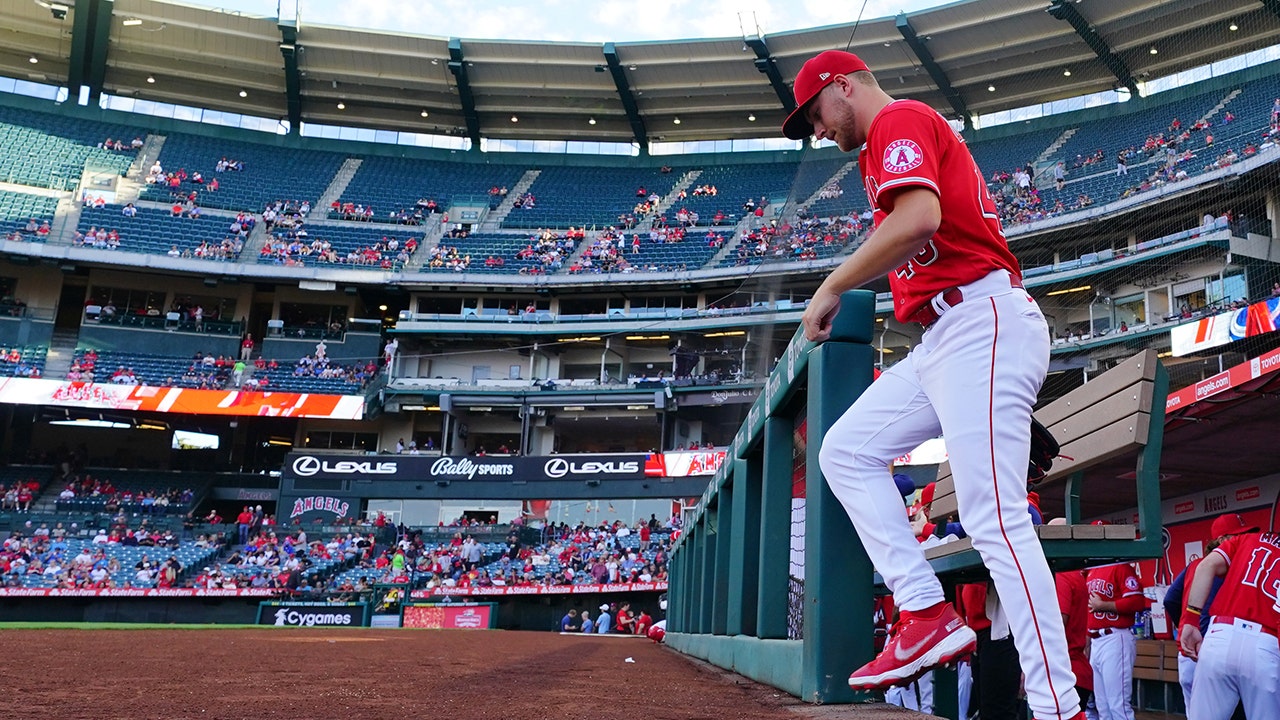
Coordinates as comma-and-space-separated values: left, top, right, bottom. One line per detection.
783, 50, 1079, 720
1085, 558, 1145, 720
1055, 565, 1093, 714
1180, 519, 1278, 720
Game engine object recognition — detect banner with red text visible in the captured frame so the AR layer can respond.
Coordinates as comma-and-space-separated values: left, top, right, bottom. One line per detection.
0, 587, 279, 598
409, 581, 667, 599
402, 602, 496, 629
0, 377, 364, 419
1166, 346, 1280, 411
645, 450, 727, 477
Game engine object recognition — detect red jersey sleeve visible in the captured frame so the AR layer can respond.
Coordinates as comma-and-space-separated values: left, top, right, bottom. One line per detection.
863, 103, 942, 209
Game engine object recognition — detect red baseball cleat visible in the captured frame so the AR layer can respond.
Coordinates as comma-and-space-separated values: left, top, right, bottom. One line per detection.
848, 603, 976, 690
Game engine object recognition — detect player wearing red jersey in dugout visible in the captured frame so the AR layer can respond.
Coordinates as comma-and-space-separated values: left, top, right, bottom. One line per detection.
1180, 519, 1279, 720
782, 50, 1082, 720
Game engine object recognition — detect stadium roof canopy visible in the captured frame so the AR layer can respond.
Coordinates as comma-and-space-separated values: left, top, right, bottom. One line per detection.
3, 0, 1277, 145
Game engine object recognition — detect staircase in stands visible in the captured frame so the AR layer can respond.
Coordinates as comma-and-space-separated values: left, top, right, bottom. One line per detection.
479, 169, 541, 230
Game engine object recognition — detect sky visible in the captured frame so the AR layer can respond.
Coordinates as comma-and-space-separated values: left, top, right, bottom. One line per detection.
186, 0, 952, 43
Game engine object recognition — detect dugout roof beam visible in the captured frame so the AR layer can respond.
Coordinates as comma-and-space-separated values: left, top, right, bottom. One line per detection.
743, 37, 794, 113
1047, 0, 1140, 97
895, 13, 971, 127
603, 42, 648, 150
277, 11, 301, 133
447, 38, 481, 149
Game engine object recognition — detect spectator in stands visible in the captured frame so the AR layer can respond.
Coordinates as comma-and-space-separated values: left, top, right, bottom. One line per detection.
240, 334, 254, 361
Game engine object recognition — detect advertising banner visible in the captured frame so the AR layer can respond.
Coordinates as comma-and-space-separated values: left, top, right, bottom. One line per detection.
0, 587, 279, 598
282, 452, 648, 483
409, 581, 667, 599
402, 602, 496, 629
1171, 297, 1280, 357
1165, 345, 1280, 411
256, 601, 371, 627
0, 377, 364, 419
644, 450, 727, 477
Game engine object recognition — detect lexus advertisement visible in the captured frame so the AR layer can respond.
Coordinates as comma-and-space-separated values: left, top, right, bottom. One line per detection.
282, 452, 648, 483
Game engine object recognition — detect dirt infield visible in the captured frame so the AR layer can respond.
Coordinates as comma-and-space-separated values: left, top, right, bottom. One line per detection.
0, 628, 939, 720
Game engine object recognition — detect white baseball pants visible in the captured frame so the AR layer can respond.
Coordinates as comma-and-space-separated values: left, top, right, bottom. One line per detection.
1189, 618, 1280, 720
818, 269, 1079, 720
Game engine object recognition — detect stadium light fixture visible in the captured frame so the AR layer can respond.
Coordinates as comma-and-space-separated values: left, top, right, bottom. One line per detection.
122, 17, 143, 26
146, 75, 155, 84
1045, 284, 1092, 296
1149, 46, 1158, 55
510, 114, 518, 122
987, 85, 996, 92
1063, 69, 1071, 77
748, 113, 756, 122
588, 117, 596, 125
1229, 22, 1238, 31
28, 56, 38, 64
673, 117, 681, 124
420, 110, 429, 117
238, 89, 247, 98
337, 102, 345, 110
378, 304, 388, 311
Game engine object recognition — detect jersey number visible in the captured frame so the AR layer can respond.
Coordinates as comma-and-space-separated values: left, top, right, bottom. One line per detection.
1241, 546, 1280, 604
894, 241, 940, 280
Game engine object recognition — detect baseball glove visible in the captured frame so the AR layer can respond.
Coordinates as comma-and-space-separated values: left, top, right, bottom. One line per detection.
1028, 417, 1066, 483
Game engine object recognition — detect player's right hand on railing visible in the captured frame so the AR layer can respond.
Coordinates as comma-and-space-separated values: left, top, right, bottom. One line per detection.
802, 291, 841, 343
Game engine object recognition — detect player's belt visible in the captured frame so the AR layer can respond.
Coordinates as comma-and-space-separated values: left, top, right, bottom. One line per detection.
910, 273, 1026, 328
1211, 615, 1278, 638
1087, 627, 1117, 639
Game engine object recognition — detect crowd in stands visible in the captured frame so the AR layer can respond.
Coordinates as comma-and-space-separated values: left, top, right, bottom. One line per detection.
0, 346, 41, 378
291, 342, 379, 386
0, 478, 39, 512
729, 214, 864, 265
1, 519, 218, 590
424, 243, 470, 271
261, 228, 418, 268
987, 95, 1277, 229
511, 192, 536, 209
332, 515, 676, 591
100, 137, 144, 153
331, 197, 442, 225
56, 475, 194, 515
5, 217, 52, 243
514, 227, 581, 271
145, 159, 232, 202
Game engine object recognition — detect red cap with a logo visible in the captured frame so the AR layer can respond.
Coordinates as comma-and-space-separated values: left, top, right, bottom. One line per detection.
1210, 512, 1259, 539
782, 50, 870, 140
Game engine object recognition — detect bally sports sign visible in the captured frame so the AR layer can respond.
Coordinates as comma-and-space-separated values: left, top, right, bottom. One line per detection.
281, 452, 648, 483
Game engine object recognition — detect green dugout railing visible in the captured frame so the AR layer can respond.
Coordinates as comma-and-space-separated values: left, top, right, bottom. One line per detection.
666, 289, 877, 703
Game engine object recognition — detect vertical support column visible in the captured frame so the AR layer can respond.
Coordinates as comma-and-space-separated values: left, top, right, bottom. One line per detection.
801, 291, 877, 704
667, 543, 683, 633
757, 415, 794, 639
727, 456, 762, 637
698, 508, 717, 634
1136, 358, 1168, 544
711, 483, 733, 636
688, 525, 705, 633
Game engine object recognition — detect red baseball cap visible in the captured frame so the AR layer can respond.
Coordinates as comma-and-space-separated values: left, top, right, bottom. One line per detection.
782, 50, 870, 140
1210, 513, 1259, 539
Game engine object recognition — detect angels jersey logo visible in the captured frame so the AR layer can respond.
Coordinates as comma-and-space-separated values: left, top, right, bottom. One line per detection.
883, 139, 924, 174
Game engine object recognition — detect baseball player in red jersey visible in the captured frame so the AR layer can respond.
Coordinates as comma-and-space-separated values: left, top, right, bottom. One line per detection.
1085, 561, 1145, 720
783, 50, 1081, 720
1180, 521, 1279, 720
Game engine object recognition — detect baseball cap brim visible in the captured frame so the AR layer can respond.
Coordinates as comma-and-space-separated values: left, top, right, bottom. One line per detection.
782, 101, 818, 141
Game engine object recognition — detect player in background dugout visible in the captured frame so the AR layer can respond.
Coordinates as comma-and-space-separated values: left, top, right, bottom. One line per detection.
782, 49, 1081, 720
